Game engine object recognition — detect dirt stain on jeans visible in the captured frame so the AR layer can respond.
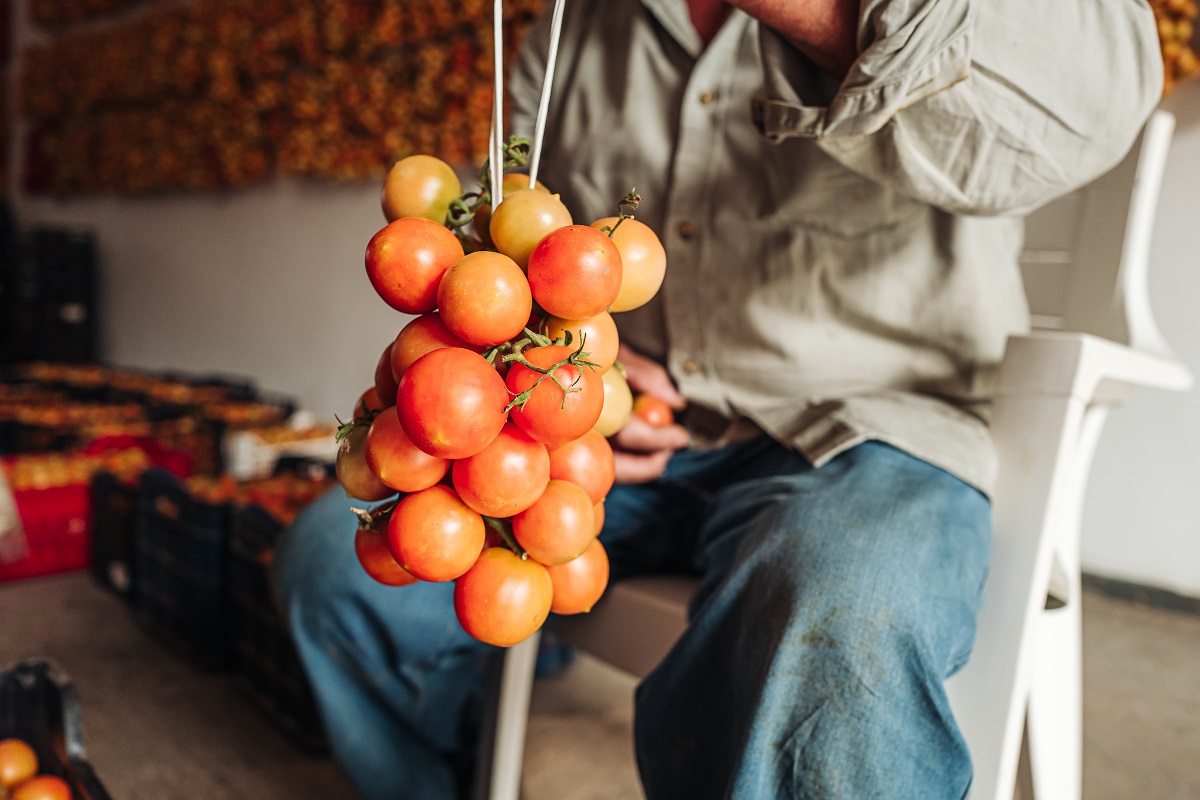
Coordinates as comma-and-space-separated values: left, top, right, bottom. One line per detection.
801, 629, 839, 649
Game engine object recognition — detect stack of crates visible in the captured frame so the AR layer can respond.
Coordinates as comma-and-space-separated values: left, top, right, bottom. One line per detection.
228, 502, 327, 752
0, 228, 98, 366
130, 462, 333, 750
133, 468, 232, 670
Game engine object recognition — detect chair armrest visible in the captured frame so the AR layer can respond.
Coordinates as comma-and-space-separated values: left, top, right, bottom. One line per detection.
999, 331, 1193, 404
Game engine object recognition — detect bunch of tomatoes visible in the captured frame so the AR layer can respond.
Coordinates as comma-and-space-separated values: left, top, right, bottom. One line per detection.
335, 140, 667, 647
0, 738, 71, 800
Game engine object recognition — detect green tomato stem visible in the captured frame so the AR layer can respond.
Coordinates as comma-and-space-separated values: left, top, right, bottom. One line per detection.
484, 515, 527, 559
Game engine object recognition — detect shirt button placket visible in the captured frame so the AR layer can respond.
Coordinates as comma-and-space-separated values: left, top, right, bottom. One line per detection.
662, 27, 738, 405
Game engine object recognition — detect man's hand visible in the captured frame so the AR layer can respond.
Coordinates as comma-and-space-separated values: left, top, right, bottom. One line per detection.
611, 346, 690, 484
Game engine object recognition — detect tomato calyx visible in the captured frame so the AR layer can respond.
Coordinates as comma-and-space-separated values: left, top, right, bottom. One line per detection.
483, 515, 529, 560
598, 188, 641, 239
335, 402, 380, 443
351, 496, 403, 533
500, 330, 602, 412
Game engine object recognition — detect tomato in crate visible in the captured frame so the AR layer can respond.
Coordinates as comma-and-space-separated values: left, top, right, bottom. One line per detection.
0, 659, 113, 800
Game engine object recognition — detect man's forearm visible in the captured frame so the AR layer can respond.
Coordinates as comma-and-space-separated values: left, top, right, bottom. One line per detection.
726, 0, 859, 76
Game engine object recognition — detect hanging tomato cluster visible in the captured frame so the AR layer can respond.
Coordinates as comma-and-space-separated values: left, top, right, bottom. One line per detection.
337, 143, 666, 647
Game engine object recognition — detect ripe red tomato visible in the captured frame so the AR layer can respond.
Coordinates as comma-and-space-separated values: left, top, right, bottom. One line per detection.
489, 188, 573, 270
452, 423, 549, 517
390, 313, 472, 381
545, 538, 610, 614
397, 347, 509, 459
355, 528, 419, 587
11, 775, 71, 800
590, 217, 666, 312
541, 311, 619, 373
454, 547, 553, 646
547, 430, 614, 504
381, 154, 463, 223
365, 406, 451, 492
506, 345, 604, 447
365, 217, 464, 313
387, 485, 485, 582
437, 251, 533, 347
374, 341, 400, 406
0, 739, 37, 788
512, 479, 597, 565
632, 394, 676, 427
527, 225, 623, 320
336, 426, 395, 502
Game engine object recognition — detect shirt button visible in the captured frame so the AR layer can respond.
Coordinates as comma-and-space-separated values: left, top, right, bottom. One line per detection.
681, 358, 701, 375
699, 89, 717, 106
677, 220, 696, 239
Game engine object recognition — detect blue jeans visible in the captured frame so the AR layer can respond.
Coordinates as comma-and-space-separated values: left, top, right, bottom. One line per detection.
273, 438, 991, 799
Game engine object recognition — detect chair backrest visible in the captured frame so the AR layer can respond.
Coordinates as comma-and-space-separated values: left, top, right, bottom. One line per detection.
1020, 111, 1176, 354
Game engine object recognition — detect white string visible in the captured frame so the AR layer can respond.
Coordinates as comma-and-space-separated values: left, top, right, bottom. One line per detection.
528, 0, 567, 188
491, 0, 505, 208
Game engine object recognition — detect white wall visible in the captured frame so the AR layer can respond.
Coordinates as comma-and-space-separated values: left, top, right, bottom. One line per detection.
6, 0, 1200, 595
15, 181, 405, 422
1080, 81, 1200, 597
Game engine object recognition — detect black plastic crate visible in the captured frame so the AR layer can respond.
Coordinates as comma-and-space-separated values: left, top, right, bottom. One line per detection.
89, 471, 138, 600
0, 659, 113, 800
134, 468, 231, 670
0, 421, 79, 455
227, 504, 327, 752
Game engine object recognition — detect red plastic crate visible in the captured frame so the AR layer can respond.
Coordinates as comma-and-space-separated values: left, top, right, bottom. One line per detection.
0, 483, 91, 582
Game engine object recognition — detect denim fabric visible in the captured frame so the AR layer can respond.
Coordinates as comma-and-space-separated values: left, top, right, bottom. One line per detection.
273, 437, 990, 800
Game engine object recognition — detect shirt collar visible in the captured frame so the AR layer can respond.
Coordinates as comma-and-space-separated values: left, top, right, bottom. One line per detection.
638, 0, 752, 60
638, 0, 703, 57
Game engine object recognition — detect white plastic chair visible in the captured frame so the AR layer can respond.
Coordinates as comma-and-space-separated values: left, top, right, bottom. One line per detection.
475, 105, 1190, 800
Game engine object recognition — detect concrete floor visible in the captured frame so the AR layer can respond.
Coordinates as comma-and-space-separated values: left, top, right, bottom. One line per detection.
1, 573, 1197, 800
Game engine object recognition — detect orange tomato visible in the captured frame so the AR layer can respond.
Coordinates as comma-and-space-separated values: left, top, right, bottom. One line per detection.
545, 538, 610, 614
437, 252, 533, 347
590, 217, 666, 312
387, 485, 485, 582
364, 407, 451, 493
0, 739, 37, 788
489, 188, 572, 270
390, 313, 472, 381
547, 430, 615, 504
512, 480, 597, 566
381, 154, 462, 224
454, 548, 553, 646
11, 775, 71, 800
632, 394, 675, 427
541, 311, 620, 373
354, 528, 419, 587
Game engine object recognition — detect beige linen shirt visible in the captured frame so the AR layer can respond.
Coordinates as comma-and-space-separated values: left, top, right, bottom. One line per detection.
508, 0, 1163, 494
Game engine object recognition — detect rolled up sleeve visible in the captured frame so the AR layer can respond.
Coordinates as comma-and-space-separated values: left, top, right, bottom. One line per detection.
752, 0, 1165, 215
